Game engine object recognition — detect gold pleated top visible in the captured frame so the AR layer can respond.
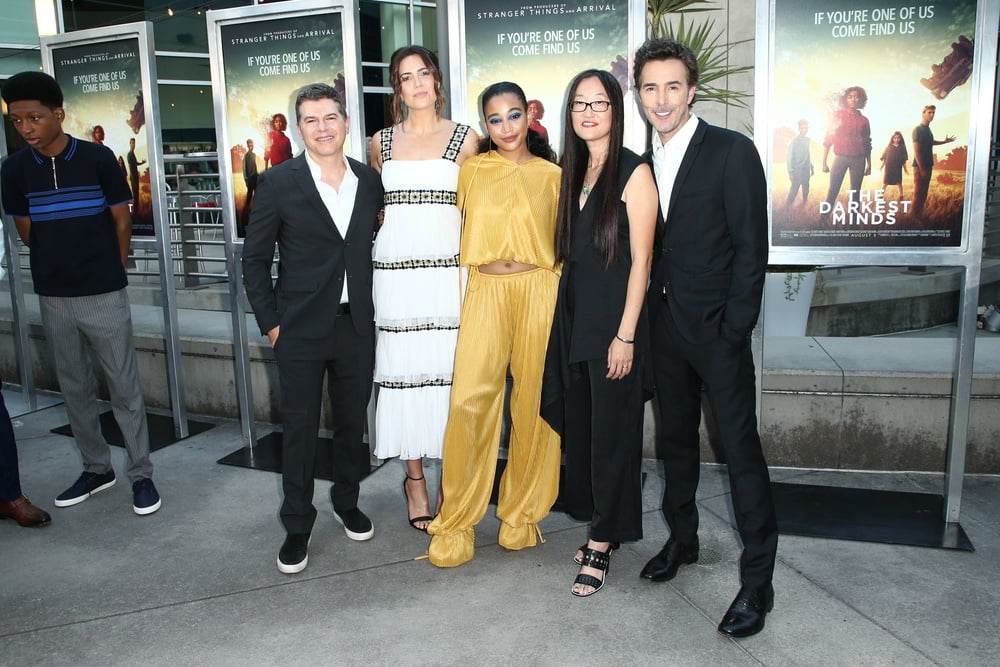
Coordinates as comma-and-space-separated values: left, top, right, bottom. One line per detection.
457, 151, 561, 270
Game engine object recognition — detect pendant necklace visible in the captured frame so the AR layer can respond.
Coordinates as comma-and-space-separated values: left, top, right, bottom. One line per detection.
582, 155, 606, 199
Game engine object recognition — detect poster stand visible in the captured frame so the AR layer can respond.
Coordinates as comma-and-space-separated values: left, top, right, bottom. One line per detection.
756, 0, 999, 549
39, 22, 204, 444
205, 0, 366, 472
447, 1, 647, 153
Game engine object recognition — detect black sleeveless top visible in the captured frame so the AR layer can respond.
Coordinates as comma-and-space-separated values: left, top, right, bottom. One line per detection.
541, 148, 652, 434
565, 148, 649, 362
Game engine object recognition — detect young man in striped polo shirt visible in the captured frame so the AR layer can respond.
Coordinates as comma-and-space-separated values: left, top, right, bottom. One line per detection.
1, 71, 160, 516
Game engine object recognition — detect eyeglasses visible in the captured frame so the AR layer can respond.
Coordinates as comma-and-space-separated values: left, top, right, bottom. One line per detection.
569, 100, 611, 113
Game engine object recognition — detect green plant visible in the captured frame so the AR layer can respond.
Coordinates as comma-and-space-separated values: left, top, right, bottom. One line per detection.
648, 0, 717, 32
768, 265, 824, 300
782, 272, 810, 300
647, 0, 752, 110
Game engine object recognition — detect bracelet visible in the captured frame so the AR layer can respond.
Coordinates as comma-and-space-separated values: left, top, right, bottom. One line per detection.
615, 334, 634, 344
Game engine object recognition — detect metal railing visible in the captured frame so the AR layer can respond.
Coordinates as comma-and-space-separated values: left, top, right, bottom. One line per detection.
985, 140, 1000, 259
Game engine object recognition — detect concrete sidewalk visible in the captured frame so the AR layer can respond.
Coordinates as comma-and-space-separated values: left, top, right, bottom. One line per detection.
2, 401, 998, 665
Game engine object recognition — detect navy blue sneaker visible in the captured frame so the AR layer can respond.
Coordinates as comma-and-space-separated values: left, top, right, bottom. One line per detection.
132, 478, 161, 515
54, 470, 116, 507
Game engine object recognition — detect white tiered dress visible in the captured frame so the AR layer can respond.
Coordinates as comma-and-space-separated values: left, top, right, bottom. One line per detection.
372, 123, 472, 460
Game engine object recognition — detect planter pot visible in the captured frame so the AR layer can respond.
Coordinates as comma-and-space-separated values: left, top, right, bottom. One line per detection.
763, 271, 817, 336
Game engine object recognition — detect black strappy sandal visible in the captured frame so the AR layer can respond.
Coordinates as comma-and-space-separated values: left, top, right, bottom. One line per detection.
403, 474, 433, 533
574, 541, 619, 565
572, 543, 614, 597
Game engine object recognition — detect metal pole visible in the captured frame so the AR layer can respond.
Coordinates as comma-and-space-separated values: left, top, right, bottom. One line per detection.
0, 93, 37, 410
944, 264, 979, 523
141, 22, 189, 437
2, 220, 36, 410
228, 245, 256, 447
942, 0, 999, 522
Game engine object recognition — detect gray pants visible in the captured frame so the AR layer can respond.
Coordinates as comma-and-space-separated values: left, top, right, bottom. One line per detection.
40, 289, 152, 482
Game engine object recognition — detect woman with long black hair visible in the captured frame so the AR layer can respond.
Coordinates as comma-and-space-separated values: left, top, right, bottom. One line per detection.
541, 69, 657, 597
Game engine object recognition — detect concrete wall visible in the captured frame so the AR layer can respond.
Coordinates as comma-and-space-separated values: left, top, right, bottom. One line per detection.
808, 262, 1000, 336
3, 316, 997, 473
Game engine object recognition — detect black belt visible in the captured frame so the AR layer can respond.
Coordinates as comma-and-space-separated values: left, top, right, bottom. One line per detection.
336, 302, 351, 315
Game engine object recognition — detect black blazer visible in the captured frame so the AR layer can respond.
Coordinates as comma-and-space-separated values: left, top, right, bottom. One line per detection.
648, 119, 768, 347
242, 153, 384, 358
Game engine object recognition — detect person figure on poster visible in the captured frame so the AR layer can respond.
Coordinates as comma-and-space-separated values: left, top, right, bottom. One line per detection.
243, 83, 383, 575
127, 137, 146, 206
784, 119, 813, 207
539, 69, 658, 597
241, 138, 259, 233
911, 105, 955, 218
118, 155, 128, 181
0, 71, 161, 516
821, 86, 871, 220
369, 45, 479, 532
90, 125, 105, 146
879, 131, 909, 204
633, 39, 777, 637
426, 81, 562, 567
264, 113, 293, 168
527, 99, 549, 143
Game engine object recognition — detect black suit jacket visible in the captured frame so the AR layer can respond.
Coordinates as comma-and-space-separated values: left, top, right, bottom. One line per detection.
242, 153, 384, 359
649, 119, 768, 347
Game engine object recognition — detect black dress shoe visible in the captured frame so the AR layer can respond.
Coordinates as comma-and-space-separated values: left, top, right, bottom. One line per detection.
639, 537, 699, 582
277, 533, 310, 574
717, 583, 774, 638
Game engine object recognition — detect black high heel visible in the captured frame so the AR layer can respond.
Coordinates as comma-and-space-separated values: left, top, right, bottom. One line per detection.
572, 542, 614, 597
403, 474, 433, 533
574, 541, 619, 565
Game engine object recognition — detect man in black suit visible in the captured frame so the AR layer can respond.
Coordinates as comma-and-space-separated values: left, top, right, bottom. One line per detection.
243, 83, 383, 574
634, 39, 778, 637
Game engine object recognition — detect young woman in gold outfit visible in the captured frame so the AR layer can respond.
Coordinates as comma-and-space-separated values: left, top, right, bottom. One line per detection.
427, 82, 562, 567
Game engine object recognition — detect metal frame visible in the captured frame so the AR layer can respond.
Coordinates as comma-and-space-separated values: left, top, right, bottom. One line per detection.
446, 0, 648, 153
39, 22, 189, 437
0, 126, 38, 409
755, 0, 1000, 525
206, 0, 364, 446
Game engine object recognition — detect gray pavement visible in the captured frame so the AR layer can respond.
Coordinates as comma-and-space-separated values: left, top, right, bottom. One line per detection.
2, 400, 999, 665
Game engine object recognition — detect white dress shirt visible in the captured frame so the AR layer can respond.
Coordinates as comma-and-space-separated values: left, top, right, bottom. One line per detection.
305, 151, 358, 304
650, 113, 700, 219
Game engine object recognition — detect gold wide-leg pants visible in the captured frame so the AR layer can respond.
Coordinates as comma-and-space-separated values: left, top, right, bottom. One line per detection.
427, 267, 561, 567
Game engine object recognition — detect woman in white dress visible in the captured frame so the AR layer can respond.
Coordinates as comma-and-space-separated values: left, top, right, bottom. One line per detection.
370, 45, 479, 532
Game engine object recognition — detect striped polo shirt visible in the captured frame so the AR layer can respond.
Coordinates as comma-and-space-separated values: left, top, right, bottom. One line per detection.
1, 136, 131, 296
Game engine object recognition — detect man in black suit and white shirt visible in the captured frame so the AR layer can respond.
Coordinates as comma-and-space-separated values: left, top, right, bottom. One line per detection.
634, 39, 778, 637
243, 83, 384, 574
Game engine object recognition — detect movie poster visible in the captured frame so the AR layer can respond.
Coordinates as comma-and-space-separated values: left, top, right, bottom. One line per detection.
51, 38, 153, 236
219, 14, 345, 236
770, 0, 977, 247
463, 1, 630, 151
